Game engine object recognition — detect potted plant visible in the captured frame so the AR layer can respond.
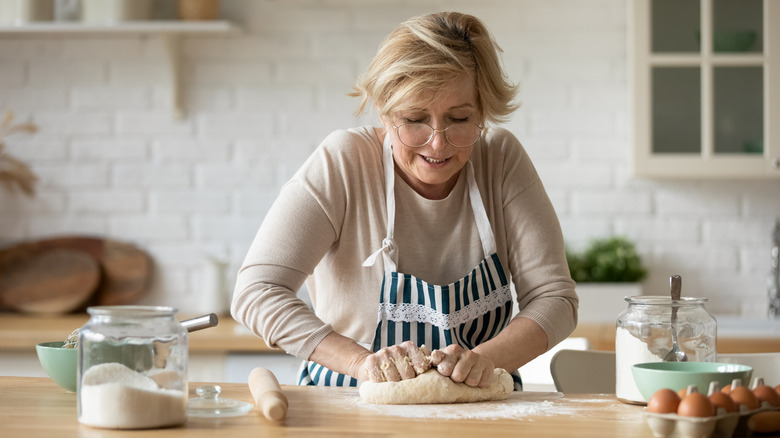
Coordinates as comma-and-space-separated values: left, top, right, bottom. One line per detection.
566, 236, 648, 323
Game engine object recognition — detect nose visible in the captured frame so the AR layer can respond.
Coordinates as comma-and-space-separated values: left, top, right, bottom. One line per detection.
429, 127, 449, 149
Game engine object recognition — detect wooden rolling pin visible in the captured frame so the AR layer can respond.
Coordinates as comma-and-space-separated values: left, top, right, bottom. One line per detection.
248, 367, 288, 422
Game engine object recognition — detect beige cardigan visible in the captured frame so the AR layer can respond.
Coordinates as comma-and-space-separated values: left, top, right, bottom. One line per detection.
231, 126, 578, 360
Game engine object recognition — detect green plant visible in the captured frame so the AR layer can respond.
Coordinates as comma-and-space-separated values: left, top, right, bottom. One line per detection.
566, 236, 647, 283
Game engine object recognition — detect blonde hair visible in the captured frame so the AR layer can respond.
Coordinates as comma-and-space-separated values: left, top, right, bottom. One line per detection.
351, 12, 519, 125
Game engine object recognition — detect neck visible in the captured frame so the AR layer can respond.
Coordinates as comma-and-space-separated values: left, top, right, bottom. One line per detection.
394, 163, 459, 200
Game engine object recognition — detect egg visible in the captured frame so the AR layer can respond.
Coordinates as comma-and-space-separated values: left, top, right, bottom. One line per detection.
753, 384, 780, 407
677, 392, 715, 417
729, 385, 760, 410
721, 383, 733, 394
647, 388, 681, 414
708, 391, 737, 414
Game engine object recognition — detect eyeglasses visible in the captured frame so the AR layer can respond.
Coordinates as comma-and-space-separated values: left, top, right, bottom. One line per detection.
393, 123, 483, 148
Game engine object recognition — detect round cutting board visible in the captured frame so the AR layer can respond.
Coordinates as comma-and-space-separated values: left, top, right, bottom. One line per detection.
0, 236, 153, 313
0, 248, 100, 315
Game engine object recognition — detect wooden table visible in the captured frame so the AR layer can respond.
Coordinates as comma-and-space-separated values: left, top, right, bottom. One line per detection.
2, 376, 654, 437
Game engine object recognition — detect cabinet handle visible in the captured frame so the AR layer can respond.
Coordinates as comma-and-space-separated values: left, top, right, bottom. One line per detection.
774, 158, 780, 169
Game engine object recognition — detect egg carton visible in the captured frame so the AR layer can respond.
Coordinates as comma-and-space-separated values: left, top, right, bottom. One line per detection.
644, 403, 779, 438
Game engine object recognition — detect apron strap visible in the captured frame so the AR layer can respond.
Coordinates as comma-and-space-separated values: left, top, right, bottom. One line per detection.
362, 134, 398, 271
465, 161, 497, 257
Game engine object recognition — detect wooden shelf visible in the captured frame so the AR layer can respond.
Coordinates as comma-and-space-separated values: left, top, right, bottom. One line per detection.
0, 312, 277, 354
0, 21, 242, 119
0, 20, 240, 35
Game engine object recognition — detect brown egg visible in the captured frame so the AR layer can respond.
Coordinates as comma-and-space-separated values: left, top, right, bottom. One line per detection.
729, 386, 760, 410
709, 391, 737, 414
753, 384, 780, 407
677, 392, 716, 417
721, 383, 733, 394
647, 388, 681, 414
677, 387, 688, 399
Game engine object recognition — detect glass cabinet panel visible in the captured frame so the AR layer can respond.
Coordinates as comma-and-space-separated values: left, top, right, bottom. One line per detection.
714, 67, 763, 154
652, 67, 701, 154
712, 0, 763, 53
652, 0, 700, 53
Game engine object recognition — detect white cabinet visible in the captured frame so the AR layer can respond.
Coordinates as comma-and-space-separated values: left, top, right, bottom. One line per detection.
631, 0, 780, 179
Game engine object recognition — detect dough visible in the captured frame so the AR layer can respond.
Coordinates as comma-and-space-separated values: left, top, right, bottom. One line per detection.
359, 368, 513, 405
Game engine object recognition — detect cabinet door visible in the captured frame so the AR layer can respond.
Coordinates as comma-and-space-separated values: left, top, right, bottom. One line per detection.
632, 0, 780, 179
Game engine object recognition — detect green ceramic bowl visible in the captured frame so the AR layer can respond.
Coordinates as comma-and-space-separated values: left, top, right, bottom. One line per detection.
632, 362, 752, 402
36, 341, 78, 392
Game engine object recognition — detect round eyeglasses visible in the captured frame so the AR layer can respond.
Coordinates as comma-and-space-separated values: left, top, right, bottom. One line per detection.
393, 123, 483, 148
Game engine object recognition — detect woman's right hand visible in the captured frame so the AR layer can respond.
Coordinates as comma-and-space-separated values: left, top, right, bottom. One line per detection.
358, 341, 432, 382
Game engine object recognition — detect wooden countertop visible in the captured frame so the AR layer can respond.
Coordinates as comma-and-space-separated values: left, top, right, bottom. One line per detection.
0, 312, 278, 354
2, 376, 653, 437
571, 323, 780, 353
2, 312, 777, 355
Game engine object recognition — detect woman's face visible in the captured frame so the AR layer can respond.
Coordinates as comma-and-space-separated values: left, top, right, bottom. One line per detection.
381, 75, 481, 200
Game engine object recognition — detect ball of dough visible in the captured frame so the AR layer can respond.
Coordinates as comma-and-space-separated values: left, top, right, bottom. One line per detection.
359, 368, 513, 405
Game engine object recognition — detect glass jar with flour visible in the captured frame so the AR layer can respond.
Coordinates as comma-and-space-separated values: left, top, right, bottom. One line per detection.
77, 306, 188, 429
615, 296, 716, 404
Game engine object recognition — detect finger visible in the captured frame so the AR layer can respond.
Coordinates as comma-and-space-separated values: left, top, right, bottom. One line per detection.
447, 348, 479, 383
389, 348, 416, 380
380, 360, 401, 381
430, 349, 446, 366
479, 367, 495, 388
407, 345, 432, 374
363, 355, 386, 382
432, 351, 458, 378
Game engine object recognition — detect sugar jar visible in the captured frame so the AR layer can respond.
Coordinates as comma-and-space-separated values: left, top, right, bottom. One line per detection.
615, 296, 716, 404
77, 306, 188, 429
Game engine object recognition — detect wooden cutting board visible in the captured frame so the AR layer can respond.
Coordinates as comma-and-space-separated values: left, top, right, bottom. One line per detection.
0, 236, 153, 313
0, 248, 100, 314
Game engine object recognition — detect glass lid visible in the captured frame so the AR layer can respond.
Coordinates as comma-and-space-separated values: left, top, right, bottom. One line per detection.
187, 385, 254, 418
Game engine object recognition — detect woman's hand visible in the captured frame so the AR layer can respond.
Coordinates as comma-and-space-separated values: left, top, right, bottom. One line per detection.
430, 344, 495, 388
358, 341, 432, 382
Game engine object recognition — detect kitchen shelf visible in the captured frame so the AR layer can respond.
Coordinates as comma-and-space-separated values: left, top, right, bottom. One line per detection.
0, 20, 240, 35
0, 20, 242, 119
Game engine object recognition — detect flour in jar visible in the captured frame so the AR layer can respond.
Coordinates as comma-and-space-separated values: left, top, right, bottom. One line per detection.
615, 327, 662, 403
78, 362, 186, 429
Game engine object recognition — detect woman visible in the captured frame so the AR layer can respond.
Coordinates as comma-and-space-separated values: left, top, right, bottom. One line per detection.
231, 11, 577, 390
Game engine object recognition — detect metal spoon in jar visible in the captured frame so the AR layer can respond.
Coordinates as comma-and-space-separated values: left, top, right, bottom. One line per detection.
663, 275, 688, 362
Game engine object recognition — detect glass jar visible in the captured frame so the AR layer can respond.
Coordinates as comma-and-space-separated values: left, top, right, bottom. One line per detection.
77, 306, 188, 429
615, 296, 717, 404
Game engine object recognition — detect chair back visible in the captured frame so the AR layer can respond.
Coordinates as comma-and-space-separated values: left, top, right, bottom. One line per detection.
717, 352, 780, 385
550, 349, 616, 393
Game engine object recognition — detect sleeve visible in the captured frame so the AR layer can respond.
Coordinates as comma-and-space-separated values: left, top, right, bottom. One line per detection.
498, 134, 579, 350
230, 180, 337, 360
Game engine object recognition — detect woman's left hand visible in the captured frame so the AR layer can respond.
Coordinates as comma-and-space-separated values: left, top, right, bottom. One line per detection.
430, 344, 495, 388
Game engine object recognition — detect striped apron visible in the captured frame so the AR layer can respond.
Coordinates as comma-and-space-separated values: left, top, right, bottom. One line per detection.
298, 134, 521, 389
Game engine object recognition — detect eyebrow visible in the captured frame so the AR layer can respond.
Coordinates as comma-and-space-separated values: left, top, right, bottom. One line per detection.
399, 103, 476, 113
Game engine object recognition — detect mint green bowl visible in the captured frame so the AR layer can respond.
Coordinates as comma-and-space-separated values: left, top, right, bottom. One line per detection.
36, 341, 78, 392
632, 362, 752, 402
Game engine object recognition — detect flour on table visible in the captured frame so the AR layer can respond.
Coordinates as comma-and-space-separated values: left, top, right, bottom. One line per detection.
359, 368, 513, 405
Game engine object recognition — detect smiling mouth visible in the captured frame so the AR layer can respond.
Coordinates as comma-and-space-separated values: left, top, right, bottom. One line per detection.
422, 155, 447, 164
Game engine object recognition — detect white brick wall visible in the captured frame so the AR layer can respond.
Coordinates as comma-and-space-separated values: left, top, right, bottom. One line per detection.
1, 0, 779, 319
